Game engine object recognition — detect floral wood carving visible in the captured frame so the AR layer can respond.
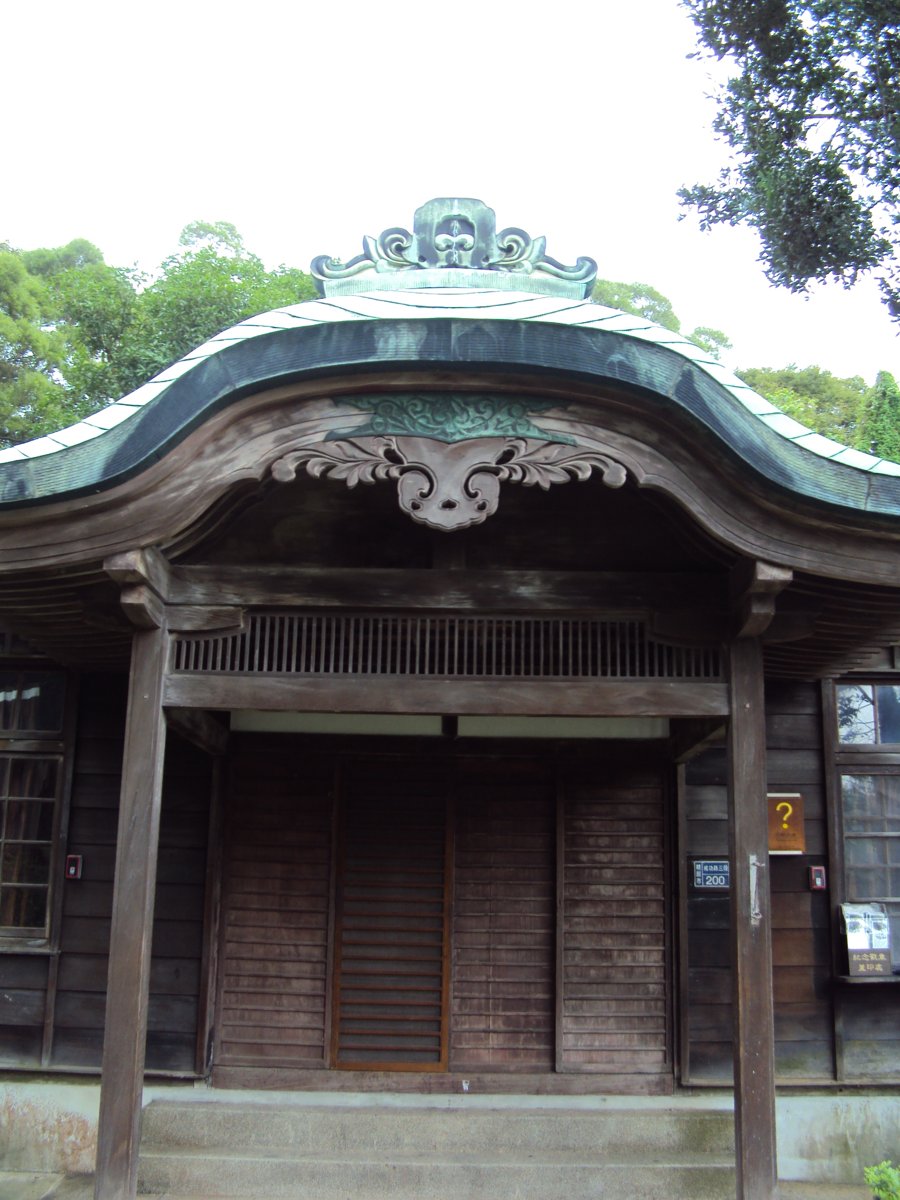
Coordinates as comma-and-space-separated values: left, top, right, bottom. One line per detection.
271, 436, 627, 532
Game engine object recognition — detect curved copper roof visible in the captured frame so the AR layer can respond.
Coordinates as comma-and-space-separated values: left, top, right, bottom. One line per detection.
1, 288, 898, 517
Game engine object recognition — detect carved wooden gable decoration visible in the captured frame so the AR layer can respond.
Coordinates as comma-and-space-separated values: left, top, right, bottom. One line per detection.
270, 393, 626, 532
2, 197, 900, 596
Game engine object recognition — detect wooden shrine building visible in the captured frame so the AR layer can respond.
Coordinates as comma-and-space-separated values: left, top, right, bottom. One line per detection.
1, 199, 899, 1200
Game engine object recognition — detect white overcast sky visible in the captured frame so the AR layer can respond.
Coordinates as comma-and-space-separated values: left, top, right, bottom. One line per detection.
4, 0, 897, 382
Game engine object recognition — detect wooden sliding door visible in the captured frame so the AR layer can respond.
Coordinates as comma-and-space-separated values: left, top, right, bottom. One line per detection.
556, 753, 670, 1076
331, 756, 452, 1070
215, 737, 671, 1087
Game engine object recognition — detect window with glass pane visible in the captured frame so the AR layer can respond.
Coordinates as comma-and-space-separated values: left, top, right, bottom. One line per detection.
0, 670, 66, 735
841, 774, 900, 967
837, 683, 900, 744
0, 754, 61, 934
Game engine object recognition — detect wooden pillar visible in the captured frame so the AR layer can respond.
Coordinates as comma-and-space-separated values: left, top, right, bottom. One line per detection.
727, 637, 778, 1200
94, 624, 170, 1200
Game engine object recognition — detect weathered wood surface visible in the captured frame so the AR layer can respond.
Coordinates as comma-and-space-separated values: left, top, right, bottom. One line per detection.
452, 756, 556, 1071
212, 739, 676, 1085
164, 674, 730, 717
166, 565, 728, 614
94, 627, 169, 1200
0, 676, 211, 1077
681, 680, 837, 1088
215, 742, 332, 1070
211, 1064, 674, 1093
332, 756, 450, 1071
730, 560, 793, 639
558, 759, 669, 1074
727, 638, 778, 1200
3, 370, 900, 589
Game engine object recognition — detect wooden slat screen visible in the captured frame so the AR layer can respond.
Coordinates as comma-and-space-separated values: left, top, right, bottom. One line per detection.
173, 613, 722, 681
452, 756, 556, 1071
216, 742, 332, 1068
558, 758, 669, 1074
333, 757, 449, 1069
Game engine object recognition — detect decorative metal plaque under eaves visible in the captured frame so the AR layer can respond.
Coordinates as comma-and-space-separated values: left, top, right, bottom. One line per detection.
311, 197, 598, 299
171, 613, 722, 681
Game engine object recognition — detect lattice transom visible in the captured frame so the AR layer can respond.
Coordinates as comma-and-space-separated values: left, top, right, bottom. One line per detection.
171, 614, 721, 681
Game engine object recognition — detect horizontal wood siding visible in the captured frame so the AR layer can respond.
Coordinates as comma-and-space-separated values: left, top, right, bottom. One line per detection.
0, 674, 211, 1074
837, 985, 900, 1079
216, 738, 332, 1068
333, 756, 449, 1069
683, 681, 834, 1084
0, 953, 48, 1064
559, 753, 669, 1074
52, 676, 211, 1072
451, 755, 555, 1072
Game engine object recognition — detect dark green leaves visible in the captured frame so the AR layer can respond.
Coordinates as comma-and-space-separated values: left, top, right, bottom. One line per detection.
680, 0, 900, 318
0, 227, 316, 447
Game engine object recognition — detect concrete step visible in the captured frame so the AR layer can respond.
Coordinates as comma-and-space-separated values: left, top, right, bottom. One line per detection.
137, 1100, 737, 1200
138, 1152, 735, 1200
140, 1099, 735, 1157
2, 1173, 873, 1200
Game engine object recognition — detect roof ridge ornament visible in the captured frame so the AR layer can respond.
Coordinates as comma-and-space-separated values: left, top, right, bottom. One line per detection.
311, 197, 597, 299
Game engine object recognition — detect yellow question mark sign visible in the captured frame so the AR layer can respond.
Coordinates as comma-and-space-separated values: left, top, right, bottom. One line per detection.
776, 800, 793, 830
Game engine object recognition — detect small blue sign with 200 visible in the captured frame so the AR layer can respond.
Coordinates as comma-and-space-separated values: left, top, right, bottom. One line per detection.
693, 860, 730, 889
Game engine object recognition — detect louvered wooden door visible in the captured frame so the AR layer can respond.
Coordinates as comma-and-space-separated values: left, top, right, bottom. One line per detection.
332, 756, 451, 1070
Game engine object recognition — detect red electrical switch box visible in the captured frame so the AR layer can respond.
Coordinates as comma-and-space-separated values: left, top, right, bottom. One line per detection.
65, 855, 83, 880
809, 865, 827, 890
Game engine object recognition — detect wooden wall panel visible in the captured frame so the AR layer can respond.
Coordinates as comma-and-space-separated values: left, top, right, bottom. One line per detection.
558, 754, 669, 1075
49, 675, 211, 1074
838, 988, 900, 1079
682, 681, 834, 1084
0, 955, 49, 1066
451, 755, 555, 1072
216, 737, 332, 1069
1, 674, 211, 1074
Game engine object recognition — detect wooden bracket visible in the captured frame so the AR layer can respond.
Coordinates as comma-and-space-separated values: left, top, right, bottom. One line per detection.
119, 584, 166, 630
104, 547, 172, 598
105, 548, 173, 630
730, 560, 793, 639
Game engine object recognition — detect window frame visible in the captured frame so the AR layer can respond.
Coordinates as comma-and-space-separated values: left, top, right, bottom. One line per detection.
0, 661, 74, 953
825, 676, 900, 976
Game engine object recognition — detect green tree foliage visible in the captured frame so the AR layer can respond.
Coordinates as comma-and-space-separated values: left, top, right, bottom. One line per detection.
0, 227, 316, 447
592, 279, 733, 358
688, 325, 734, 359
108, 244, 316, 398
861, 371, 900, 462
0, 244, 79, 445
592, 279, 681, 332
737, 364, 869, 444
679, 1, 900, 319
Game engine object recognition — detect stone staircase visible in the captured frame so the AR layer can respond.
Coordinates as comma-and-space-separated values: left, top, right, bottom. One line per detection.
137, 1096, 737, 1199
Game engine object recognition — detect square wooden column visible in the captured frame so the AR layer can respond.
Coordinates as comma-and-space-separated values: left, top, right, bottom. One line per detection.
727, 637, 778, 1200
94, 624, 170, 1200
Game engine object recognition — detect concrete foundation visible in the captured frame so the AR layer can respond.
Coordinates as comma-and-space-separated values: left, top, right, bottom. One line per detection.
0, 1077, 896, 1189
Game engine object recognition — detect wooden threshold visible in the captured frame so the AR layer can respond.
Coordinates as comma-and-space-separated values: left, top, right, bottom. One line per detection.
210, 1067, 675, 1095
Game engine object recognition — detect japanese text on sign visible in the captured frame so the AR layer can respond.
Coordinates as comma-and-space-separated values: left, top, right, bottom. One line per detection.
693, 861, 730, 889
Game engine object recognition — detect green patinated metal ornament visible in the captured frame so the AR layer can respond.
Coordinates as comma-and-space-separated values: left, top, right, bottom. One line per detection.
312, 197, 597, 299
327, 393, 573, 444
